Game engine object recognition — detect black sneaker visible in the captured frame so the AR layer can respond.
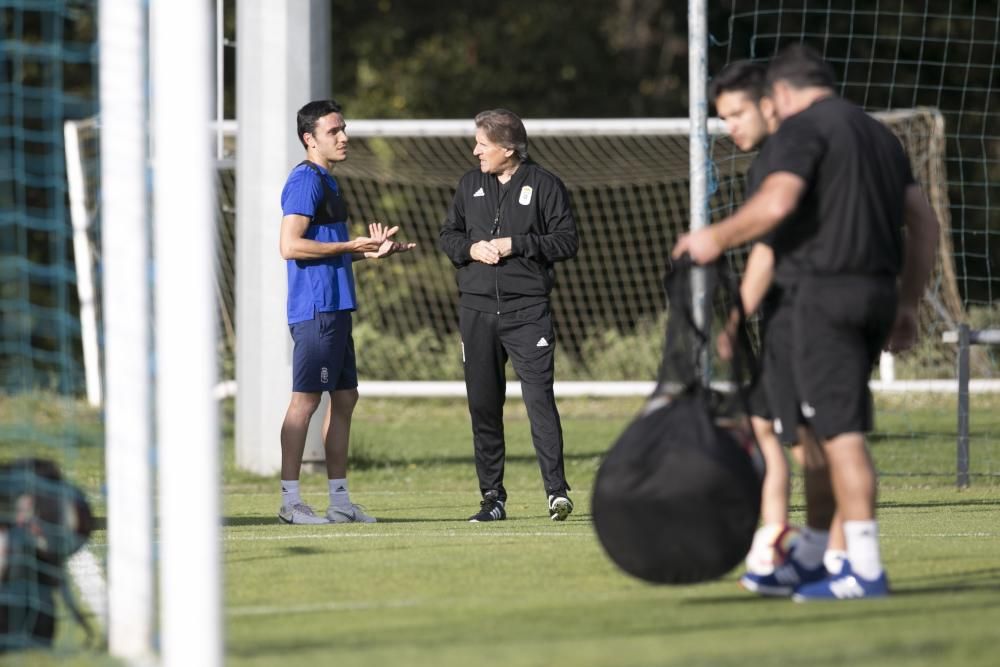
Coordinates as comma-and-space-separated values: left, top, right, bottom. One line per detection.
469, 490, 506, 522
548, 493, 573, 521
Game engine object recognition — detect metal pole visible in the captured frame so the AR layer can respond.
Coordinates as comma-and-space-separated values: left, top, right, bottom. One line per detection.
688, 0, 710, 382
957, 324, 970, 488
152, 0, 222, 663
216, 0, 225, 160
99, 0, 155, 658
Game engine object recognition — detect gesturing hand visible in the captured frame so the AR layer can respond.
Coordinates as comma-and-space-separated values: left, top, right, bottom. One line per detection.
355, 222, 401, 255
366, 239, 417, 259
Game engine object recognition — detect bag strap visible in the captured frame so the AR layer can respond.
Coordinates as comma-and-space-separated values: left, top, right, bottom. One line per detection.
60, 579, 96, 647
655, 256, 758, 403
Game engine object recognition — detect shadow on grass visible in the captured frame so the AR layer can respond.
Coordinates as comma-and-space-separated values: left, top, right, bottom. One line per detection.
878, 497, 1000, 510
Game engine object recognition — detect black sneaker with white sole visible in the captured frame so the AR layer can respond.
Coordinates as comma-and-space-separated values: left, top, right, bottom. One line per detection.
548, 493, 573, 521
469, 490, 506, 522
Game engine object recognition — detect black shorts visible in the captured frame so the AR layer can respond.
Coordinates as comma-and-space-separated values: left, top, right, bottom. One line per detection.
289, 310, 358, 393
792, 276, 897, 440
749, 288, 802, 446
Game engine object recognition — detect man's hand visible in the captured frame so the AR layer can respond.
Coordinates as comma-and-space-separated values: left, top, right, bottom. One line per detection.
715, 309, 741, 361
885, 304, 919, 353
350, 221, 392, 254
491, 237, 513, 258
365, 239, 417, 259
672, 226, 723, 264
470, 240, 501, 265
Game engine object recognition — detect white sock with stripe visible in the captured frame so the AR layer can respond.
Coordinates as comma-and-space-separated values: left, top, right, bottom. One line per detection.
281, 480, 301, 507
844, 520, 883, 580
329, 478, 351, 509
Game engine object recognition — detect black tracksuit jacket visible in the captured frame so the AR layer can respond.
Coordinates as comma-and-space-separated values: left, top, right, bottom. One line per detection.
438, 160, 579, 312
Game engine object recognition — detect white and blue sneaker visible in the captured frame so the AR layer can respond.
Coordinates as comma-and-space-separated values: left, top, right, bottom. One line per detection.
792, 561, 889, 602
740, 557, 827, 597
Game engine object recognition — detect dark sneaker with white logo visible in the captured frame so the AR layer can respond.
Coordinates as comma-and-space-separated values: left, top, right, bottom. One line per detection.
469, 490, 506, 522
548, 493, 573, 521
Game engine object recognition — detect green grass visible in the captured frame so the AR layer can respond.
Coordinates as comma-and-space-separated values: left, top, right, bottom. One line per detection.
2, 394, 999, 665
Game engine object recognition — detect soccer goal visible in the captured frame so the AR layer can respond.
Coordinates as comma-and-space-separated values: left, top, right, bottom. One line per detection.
208, 109, 967, 396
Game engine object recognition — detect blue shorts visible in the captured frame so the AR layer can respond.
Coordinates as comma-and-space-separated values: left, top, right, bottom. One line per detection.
289, 310, 358, 393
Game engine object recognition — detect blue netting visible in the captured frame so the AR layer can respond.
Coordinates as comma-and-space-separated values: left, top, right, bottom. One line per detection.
1, 0, 98, 395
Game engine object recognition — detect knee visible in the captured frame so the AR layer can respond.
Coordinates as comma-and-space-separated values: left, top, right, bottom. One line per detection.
288, 392, 322, 418
332, 388, 359, 415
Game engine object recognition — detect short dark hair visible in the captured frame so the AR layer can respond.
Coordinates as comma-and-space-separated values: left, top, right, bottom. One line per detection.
709, 61, 768, 103
474, 109, 529, 161
296, 99, 343, 148
766, 43, 837, 91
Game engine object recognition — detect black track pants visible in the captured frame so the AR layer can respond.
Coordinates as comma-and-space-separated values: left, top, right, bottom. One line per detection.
458, 302, 569, 500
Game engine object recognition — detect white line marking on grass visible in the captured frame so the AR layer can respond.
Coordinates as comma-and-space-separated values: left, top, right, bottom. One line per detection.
222, 488, 592, 497
883, 532, 998, 538
223, 530, 587, 542
227, 599, 420, 617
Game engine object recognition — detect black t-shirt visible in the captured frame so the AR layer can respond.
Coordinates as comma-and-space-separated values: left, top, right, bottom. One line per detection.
762, 96, 915, 280
745, 137, 812, 287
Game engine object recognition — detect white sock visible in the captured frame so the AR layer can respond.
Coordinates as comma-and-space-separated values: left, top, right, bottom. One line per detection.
791, 527, 829, 569
281, 480, 301, 507
823, 549, 848, 575
329, 478, 351, 509
844, 520, 883, 580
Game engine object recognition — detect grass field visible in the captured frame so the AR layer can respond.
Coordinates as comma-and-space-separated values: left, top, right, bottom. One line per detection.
2, 393, 1000, 666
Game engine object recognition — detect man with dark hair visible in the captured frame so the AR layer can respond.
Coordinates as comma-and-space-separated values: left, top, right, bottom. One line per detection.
277, 99, 414, 525
712, 60, 847, 592
439, 109, 579, 522
674, 44, 940, 599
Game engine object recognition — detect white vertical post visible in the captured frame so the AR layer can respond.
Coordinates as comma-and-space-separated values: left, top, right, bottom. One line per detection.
99, 0, 155, 659
236, 0, 331, 474
151, 0, 222, 665
64, 118, 102, 407
688, 0, 710, 380
216, 0, 225, 160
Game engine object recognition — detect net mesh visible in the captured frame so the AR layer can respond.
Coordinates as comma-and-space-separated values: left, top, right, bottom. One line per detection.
0, 0, 98, 656
713, 1, 1000, 378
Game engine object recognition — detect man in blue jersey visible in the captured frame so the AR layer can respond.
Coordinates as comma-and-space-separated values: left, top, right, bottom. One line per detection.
278, 99, 414, 525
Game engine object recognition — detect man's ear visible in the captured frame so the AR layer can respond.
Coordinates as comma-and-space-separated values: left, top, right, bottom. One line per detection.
759, 96, 776, 120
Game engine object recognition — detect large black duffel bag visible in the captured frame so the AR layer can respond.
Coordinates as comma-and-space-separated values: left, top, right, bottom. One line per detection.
592, 257, 763, 584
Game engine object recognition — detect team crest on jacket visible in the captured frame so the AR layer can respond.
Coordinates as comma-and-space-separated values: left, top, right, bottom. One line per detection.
519, 186, 533, 205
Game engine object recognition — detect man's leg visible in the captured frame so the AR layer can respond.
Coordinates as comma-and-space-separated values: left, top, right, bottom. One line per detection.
459, 307, 509, 505
754, 416, 789, 526
280, 391, 322, 481
743, 417, 791, 575
278, 391, 329, 524
503, 302, 572, 520
323, 388, 359, 480
741, 424, 828, 596
822, 432, 883, 581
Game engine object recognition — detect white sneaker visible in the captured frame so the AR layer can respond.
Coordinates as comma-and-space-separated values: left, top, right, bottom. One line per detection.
278, 502, 329, 525
548, 494, 574, 521
326, 503, 377, 524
